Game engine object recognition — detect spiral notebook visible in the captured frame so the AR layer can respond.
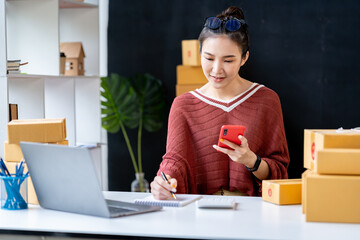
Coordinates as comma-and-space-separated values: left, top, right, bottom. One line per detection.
134, 194, 202, 207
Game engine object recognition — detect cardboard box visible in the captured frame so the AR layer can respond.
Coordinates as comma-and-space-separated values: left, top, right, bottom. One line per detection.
262, 179, 302, 205
4, 140, 68, 163
27, 176, 39, 205
304, 129, 360, 170
4, 141, 23, 162
301, 170, 311, 214
314, 130, 360, 149
7, 118, 66, 144
315, 148, 360, 175
4, 161, 38, 205
176, 84, 204, 96
305, 171, 360, 223
304, 129, 331, 170
181, 40, 201, 66
176, 65, 208, 85
60, 42, 85, 76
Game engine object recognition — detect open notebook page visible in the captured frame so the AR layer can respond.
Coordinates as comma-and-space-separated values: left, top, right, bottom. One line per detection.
134, 194, 202, 207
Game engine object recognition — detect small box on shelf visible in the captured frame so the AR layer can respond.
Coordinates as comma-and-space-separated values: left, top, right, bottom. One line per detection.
60, 42, 85, 76
7, 118, 67, 144
60, 52, 66, 75
9, 104, 18, 121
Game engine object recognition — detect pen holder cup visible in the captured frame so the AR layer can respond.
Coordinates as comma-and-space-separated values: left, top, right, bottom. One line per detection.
0, 174, 28, 210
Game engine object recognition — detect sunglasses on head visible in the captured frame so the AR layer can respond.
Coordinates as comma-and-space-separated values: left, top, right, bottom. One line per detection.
204, 16, 246, 32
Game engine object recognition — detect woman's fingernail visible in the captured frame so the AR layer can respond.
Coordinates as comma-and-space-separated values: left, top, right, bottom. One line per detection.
171, 184, 176, 188
220, 139, 224, 142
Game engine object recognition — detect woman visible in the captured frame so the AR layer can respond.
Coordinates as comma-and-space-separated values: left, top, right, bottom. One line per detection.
151, 6, 290, 199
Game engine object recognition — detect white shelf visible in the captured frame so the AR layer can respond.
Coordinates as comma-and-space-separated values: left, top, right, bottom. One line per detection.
60, 0, 98, 9
5, 74, 101, 147
6, 0, 59, 75
6, 73, 100, 79
0, 0, 104, 187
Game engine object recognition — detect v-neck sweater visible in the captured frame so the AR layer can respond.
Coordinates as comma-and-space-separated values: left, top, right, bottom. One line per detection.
158, 83, 290, 196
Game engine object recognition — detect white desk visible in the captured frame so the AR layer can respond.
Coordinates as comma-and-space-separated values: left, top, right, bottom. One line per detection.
0, 191, 359, 240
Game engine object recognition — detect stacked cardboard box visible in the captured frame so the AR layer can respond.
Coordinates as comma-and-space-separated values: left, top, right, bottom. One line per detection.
3, 118, 67, 205
176, 40, 207, 96
302, 129, 360, 223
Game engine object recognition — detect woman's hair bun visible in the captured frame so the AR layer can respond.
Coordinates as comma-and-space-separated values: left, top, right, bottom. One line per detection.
217, 6, 245, 20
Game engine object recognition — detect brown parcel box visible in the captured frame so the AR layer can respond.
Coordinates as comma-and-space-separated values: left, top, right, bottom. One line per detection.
303, 129, 332, 170
304, 171, 360, 223
176, 65, 208, 85
262, 179, 302, 205
301, 169, 311, 214
7, 118, 66, 144
4, 140, 68, 163
304, 129, 360, 170
4, 161, 38, 205
181, 40, 201, 66
176, 84, 204, 96
314, 130, 360, 150
4, 141, 23, 162
315, 148, 360, 175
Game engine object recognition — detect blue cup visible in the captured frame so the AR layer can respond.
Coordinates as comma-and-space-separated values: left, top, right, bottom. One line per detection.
0, 174, 28, 210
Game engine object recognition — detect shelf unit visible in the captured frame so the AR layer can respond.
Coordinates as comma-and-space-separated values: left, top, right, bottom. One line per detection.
0, 0, 106, 186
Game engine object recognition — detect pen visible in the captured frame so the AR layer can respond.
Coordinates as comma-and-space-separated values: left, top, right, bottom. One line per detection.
0, 158, 10, 176
160, 171, 177, 199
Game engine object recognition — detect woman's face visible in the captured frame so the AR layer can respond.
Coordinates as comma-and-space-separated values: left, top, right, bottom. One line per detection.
201, 35, 246, 89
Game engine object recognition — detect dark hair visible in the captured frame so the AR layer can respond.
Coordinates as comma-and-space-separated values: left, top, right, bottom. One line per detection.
198, 6, 250, 58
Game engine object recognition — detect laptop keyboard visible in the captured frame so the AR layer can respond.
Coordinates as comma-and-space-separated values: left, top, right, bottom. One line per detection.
106, 199, 141, 216
108, 206, 136, 215
105, 199, 162, 217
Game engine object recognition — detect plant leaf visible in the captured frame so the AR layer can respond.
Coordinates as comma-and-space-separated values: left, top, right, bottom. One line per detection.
100, 74, 139, 133
132, 73, 165, 133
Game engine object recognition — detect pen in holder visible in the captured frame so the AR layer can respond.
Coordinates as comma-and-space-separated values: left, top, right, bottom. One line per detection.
0, 159, 29, 210
0, 174, 29, 210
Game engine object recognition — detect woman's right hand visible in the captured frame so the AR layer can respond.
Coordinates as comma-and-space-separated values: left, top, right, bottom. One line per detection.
150, 174, 177, 200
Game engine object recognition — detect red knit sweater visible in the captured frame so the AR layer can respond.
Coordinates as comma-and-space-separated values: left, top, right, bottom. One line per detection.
158, 83, 290, 196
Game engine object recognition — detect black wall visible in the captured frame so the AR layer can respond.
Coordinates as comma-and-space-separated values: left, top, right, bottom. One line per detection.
107, 0, 360, 191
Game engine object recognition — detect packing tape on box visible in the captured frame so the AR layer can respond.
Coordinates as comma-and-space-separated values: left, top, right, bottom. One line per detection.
336, 127, 360, 133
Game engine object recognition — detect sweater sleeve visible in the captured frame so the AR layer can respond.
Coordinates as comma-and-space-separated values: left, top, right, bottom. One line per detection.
249, 89, 289, 195
259, 90, 290, 181
157, 96, 196, 194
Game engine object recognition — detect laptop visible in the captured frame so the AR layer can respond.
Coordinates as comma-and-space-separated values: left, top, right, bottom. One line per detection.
20, 142, 161, 218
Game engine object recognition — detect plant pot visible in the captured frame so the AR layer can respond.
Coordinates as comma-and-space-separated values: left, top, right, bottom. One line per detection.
131, 172, 149, 192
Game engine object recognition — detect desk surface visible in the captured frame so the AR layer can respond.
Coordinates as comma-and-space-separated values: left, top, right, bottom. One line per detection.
0, 191, 359, 240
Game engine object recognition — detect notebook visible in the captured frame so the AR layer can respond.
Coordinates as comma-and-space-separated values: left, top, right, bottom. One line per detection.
134, 194, 202, 207
20, 142, 162, 218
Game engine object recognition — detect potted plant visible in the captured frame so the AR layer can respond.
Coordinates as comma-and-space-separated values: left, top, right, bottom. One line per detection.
101, 73, 165, 192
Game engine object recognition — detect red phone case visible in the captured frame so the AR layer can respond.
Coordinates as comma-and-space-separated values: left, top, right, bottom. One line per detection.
217, 125, 246, 150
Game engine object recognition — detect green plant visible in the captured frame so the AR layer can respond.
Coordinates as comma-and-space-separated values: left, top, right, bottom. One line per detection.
100, 73, 165, 191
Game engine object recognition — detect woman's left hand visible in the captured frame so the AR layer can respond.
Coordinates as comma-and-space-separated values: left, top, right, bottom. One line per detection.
213, 135, 256, 167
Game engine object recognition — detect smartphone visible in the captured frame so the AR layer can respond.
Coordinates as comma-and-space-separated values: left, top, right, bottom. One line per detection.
217, 125, 246, 150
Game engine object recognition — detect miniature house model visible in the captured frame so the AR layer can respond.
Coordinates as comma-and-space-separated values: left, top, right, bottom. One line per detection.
60, 42, 85, 76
